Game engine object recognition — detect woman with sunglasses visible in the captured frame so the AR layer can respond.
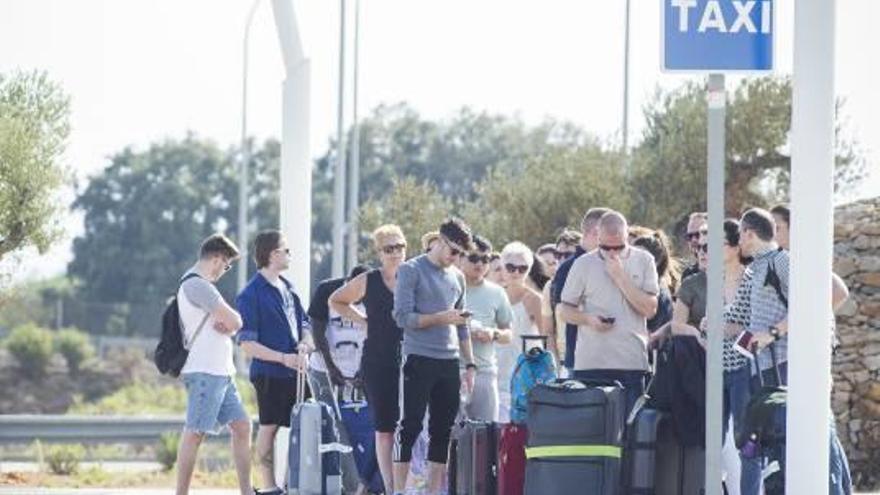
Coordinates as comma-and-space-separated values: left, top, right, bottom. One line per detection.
496, 241, 543, 423
329, 224, 407, 495
669, 219, 748, 495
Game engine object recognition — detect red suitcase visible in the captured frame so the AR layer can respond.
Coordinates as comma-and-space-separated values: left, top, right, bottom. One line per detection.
498, 423, 528, 495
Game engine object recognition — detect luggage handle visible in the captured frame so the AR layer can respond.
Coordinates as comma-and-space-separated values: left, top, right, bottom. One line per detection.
558, 378, 623, 389
295, 350, 311, 405
751, 340, 783, 388
521, 335, 548, 355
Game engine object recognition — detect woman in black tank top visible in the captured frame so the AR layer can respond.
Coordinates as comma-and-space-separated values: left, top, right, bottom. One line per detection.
328, 224, 406, 495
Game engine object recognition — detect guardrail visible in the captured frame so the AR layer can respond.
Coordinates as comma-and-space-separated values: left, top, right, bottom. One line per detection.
0, 415, 258, 445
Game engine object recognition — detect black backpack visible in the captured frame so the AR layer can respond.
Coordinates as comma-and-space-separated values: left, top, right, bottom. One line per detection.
154, 273, 209, 377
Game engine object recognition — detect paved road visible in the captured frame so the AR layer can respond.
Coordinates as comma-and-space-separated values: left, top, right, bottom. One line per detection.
0, 490, 238, 495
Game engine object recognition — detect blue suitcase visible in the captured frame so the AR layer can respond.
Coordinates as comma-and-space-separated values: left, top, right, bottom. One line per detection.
337, 385, 384, 493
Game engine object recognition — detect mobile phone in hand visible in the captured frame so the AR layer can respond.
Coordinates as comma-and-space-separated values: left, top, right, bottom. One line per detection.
599, 316, 616, 325
734, 331, 754, 358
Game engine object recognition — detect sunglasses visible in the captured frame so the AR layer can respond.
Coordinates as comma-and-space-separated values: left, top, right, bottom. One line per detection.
699, 243, 709, 254
599, 244, 626, 252
555, 250, 575, 261
443, 237, 465, 257
382, 243, 406, 255
223, 262, 233, 272
685, 232, 701, 241
274, 247, 291, 255
505, 263, 529, 274
467, 253, 490, 265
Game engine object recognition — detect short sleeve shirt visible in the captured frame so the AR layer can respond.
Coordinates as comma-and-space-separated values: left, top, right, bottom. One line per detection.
179, 269, 235, 377
560, 247, 659, 371
465, 280, 514, 371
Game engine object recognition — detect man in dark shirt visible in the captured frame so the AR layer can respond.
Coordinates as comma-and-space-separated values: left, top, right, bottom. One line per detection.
550, 207, 609, 371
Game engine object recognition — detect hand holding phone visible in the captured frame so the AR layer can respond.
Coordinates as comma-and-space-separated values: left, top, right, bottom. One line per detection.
734, 331, 755, 358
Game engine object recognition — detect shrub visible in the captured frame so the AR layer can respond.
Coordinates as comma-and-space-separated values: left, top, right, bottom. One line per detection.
54, 328, 94, 374
46, 444, 84, 475
156, 432, 179, 471
68, 382, 186, 415
4, 323, 54, 376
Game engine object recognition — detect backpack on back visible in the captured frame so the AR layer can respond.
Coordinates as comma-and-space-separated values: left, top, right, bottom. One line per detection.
154, 273, 208, 377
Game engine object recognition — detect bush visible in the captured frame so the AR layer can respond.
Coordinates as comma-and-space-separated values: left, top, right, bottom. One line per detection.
4, 323, 54, 376
156, 432, 179, 471
46, 444, 84, 475
54, 328, 94, 374
68, 382, 187, 415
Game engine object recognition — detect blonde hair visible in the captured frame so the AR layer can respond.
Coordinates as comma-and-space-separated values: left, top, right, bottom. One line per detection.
421, 231, 440, 252
372, 224, 405, 249
501, 241, 534, 268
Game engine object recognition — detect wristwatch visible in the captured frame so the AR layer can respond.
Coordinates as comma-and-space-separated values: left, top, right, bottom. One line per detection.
492, 329, 499, 341
769, 326, 781, 341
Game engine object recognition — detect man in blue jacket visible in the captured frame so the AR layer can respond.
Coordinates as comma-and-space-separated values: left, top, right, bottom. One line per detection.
237, 230, 314, 495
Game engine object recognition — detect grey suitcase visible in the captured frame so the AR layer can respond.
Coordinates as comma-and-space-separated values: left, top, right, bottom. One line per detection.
654, 417, 705, 495
622, 408, 667, 494
524, 379, 626, 495
287, 361, 350, 495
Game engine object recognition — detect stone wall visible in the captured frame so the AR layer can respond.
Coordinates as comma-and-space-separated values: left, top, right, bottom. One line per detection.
832, 196, 880, 488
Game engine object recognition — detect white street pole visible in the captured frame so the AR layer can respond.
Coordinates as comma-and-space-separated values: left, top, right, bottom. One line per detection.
622, 0, 631, 154
238, 0, 261, 293
346, 0, 361, 273
788, 1, 836, 493
705, 73, 725, 495
271, 0, 311, 485
331, 0, 348, 278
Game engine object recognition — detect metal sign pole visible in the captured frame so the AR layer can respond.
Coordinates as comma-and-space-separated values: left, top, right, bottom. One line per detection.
705, 72, 725, 495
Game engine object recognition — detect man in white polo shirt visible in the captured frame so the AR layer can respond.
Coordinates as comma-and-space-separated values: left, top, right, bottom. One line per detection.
558, 210, 659, 413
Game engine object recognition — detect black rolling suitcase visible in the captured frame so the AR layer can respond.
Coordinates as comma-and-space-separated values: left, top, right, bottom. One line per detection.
621, 407, 667, 494
449, 419, 498, 495
524, 379, 626, 495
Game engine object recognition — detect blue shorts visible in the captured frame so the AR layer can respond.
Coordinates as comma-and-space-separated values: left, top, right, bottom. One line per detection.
182, 372, 248, 434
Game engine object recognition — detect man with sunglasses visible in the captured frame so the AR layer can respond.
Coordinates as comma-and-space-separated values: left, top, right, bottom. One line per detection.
682, 211, 709, 281
457, 234, 514, 421
559, 211, 659, 413
236, 230, 314, 495
392, 217, 477, 495
549, 208, 610, 374
176, 234, 252, 495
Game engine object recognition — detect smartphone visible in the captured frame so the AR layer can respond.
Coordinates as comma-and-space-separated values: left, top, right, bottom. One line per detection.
460, 310, 473, 318
734, 331, 755, 358
599, 316, 616, 325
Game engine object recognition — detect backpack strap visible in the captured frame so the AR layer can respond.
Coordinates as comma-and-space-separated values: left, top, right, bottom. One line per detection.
179, 273, 210, 349
764, 253, 788, 309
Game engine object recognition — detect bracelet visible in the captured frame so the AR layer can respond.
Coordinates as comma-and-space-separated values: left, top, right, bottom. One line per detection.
492, 330, 499, 341
465, 363, 477, 371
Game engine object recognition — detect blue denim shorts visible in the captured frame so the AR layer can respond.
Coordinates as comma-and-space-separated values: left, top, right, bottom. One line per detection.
182, 372, 248, 434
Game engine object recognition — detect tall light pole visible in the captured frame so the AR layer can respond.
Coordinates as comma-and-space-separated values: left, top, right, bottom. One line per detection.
331, 0, 348, 278
346, 0, 361, 272
238, 0, 261, 293
622, 0, 631, 155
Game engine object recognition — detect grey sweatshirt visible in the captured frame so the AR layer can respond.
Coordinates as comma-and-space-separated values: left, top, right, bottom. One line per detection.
393, 254, 468, 360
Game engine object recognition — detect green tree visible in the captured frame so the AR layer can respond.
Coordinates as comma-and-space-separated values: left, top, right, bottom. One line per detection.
463, 143, 631, 249
54, 327, 95, 375
0, 71, 71, 261
4, 323, 55, 377
630, 76, 865, 233
358, 177, 453, 260
67, 136, 280, 336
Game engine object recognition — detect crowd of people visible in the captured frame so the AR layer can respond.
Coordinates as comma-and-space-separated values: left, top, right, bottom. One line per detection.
169, 204, 853, 495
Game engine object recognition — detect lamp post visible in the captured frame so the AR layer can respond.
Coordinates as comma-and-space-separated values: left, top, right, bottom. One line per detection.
238, 0, 261, 293
346, 0, 361, 272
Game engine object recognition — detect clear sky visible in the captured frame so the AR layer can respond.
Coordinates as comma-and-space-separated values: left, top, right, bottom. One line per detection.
0, 0, 877, 281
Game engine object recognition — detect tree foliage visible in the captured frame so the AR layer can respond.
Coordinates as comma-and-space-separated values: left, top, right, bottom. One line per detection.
0, 71, 71, 261
631, 76, 864, 234
67, 136, 279, 335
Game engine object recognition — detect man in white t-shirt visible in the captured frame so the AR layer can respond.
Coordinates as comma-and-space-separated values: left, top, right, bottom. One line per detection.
176, 234, 252, 495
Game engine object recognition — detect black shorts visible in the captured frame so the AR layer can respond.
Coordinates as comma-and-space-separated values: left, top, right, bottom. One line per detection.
251, 374, 302, 427
362, 360, 401, 433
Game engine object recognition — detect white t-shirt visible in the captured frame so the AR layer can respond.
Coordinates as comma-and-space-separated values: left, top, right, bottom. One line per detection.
309, 303, 366, 378
178, 270, 236, 377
